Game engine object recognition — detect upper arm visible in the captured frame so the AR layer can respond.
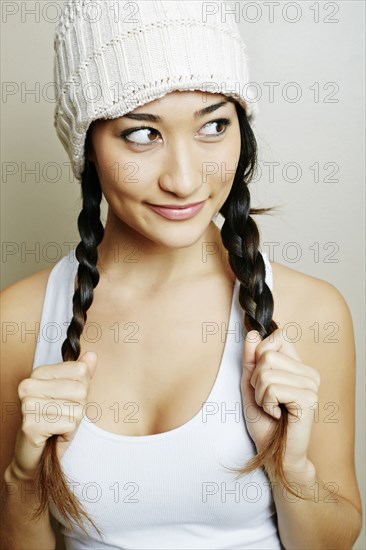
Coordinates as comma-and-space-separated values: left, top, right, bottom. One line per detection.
0, 268, 52, 483
271, 263, 362, 516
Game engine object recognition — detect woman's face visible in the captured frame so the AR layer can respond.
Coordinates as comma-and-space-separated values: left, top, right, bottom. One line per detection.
88, 91, 241, 249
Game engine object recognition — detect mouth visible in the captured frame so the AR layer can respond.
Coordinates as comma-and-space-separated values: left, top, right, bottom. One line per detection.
146, 200, 207, 220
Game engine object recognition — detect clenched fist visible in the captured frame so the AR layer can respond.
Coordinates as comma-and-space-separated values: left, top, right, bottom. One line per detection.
10, 352, 97, 481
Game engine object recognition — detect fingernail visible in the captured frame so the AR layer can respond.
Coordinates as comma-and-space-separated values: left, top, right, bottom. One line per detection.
246, 330, 260, 342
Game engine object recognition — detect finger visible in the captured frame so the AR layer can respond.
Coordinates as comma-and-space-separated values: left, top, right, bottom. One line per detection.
255, 327, 303, 363
22, 413, 82, 447
32, 360, 91, 383
253, 370, 320, 409
21, 399, 85, 445
251, 350, 321, 389
242, 330, 262, 380
259, 384, 319, 419
241, 331, 262, 409
18, 378, 88, 402
21, 397, 85, 422
79, 351, 98, 378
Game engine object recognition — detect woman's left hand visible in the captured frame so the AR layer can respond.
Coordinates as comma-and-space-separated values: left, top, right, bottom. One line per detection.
241, 328, 321, 471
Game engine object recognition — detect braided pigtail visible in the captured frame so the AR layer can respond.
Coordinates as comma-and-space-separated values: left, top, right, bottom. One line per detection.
31, 139, 105, 536
220, 102, 309, 499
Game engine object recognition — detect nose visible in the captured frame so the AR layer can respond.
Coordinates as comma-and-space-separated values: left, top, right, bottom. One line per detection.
158, 138, 205, 198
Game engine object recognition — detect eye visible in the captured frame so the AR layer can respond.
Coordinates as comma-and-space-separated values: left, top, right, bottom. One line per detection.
121, 126, 161, 147
198, 118, 232, 138
119, 117, 232, 148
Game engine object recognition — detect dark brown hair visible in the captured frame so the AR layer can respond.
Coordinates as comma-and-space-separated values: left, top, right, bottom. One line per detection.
31, 100, 310, 537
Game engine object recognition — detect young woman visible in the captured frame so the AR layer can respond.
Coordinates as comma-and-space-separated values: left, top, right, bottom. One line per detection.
1, 1, 362, 549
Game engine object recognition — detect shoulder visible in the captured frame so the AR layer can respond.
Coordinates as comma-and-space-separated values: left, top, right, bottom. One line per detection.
269, 260, 361, 515
1, 266, 54, 319
268, 259, 355, 425
1, 266, 54, 377
1, 251, 75, 318
269, 259, 351, 324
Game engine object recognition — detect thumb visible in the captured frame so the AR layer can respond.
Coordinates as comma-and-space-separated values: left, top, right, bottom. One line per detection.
79, 351, 98, 378
242, 330, 262, 385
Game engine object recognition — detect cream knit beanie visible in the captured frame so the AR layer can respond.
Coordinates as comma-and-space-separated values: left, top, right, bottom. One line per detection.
54, 0, 257, 181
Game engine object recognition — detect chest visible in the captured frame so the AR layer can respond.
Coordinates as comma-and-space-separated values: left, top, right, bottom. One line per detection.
78, 277, 238, 437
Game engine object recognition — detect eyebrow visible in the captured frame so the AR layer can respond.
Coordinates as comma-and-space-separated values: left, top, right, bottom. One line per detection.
123, 100, 229, 122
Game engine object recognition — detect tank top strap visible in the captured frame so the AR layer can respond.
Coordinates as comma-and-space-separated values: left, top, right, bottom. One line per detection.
32, 249, 78, 370
262, 250, 273, 292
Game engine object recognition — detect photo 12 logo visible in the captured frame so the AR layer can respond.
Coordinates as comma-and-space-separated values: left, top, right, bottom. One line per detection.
201, 2, 340, 25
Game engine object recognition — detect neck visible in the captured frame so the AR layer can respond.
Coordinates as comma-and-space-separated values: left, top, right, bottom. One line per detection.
96, 213, 230, 290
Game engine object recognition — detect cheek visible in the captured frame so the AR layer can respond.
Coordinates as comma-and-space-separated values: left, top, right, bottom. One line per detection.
91, 132, 154, 211
212, 134, 241, 188
96, 153, 157, 205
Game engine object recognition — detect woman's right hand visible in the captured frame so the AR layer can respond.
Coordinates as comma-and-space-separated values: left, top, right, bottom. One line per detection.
9, 351, 98, 481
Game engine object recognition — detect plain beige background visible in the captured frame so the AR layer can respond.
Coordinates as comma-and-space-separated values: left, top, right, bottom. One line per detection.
1, 0, 365, 547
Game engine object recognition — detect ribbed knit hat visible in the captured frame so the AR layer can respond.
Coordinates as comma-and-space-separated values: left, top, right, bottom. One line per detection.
54, 0, 257, 181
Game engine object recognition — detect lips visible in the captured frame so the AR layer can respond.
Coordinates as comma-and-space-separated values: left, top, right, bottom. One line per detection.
146, 200, 206, 220
148, 201, 205, 209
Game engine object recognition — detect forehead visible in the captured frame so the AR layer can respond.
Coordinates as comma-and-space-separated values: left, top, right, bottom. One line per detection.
93, 91, 235, 128
131, 90, 230, 111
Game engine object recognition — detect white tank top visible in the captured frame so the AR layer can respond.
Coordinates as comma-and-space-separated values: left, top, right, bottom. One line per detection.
32, 250, 283, 550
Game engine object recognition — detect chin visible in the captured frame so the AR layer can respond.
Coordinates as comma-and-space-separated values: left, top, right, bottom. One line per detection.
147, 222, 211, 249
